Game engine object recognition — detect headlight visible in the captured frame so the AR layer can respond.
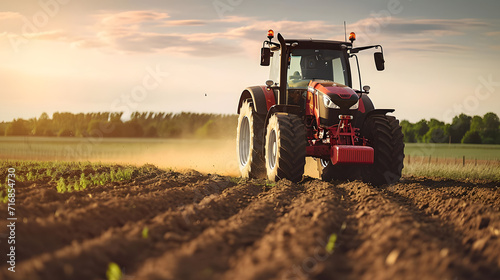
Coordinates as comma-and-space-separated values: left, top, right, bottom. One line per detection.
349, 101, 359, 110
323, 95, 339, 109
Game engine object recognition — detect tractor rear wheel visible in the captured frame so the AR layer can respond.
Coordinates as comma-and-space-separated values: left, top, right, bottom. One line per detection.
361, 115, 405, 185
237, 100, 266, 178
265, 113, 306, 182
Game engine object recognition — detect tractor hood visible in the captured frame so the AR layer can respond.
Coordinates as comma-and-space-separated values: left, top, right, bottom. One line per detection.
308, 80, 359, 110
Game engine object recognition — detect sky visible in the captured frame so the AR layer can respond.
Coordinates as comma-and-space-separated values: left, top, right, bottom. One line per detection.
0, 0, 499, 123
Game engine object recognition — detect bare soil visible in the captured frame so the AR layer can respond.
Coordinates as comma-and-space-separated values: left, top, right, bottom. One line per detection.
1, 168, 499, 280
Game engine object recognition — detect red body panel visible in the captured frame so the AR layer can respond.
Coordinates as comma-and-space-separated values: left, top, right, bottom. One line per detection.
358, 97, 365, 113
306, 145, 330, 158
260, 86, 276, 111
330, 145, 374, 165
308, 81, 357, 99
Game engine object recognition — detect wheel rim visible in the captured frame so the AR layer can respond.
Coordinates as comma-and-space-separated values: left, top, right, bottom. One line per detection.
239, 116, 250, 166
267, 129, 277, 170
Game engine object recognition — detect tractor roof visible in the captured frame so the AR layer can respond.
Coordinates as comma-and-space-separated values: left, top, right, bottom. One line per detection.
285, 39, 352, 50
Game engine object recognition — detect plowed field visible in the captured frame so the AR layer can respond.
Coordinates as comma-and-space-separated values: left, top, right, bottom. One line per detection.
1, 167, 499, 280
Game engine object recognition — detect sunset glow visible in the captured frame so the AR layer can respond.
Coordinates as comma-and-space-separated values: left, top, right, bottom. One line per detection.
1, 0, 499, 122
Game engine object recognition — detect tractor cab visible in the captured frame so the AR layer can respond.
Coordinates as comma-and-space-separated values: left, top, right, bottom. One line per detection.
261, 30, 384, 105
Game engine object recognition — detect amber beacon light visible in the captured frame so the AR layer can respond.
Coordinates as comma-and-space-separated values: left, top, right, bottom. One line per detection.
349, 32, 356, 43
267, 29, 274, 40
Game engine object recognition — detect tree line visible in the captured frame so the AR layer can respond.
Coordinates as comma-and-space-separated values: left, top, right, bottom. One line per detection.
0, 112, 238, 139
401, 112, 500, 144
1, 111, 499, 143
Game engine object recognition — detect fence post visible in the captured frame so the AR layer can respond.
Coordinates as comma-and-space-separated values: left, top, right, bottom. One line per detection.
463, 155, 465, 167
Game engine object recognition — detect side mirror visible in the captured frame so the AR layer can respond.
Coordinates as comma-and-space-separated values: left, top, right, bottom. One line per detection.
260, 47, 270, 66
374, 52, 385, 71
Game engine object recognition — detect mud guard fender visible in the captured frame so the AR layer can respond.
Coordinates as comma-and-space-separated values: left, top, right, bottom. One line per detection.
365, 109, 395, 118
354, 94, 394, 128
356, 108, 395, 129
237, 86, 276, 115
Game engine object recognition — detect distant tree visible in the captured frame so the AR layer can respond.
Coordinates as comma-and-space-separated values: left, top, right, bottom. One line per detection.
448, 113, 471, 143
161, 121, 182, 138
5, 119, 29, 136
469, 115, 483, 132
482, 112, 500, 130
413, 119, 429, 142
462, 130, 482, 144
428, 118, 445, 129
481, 112, 500, 144
57, 128, 74, 137
195, 119, 216, 138
87, 120, 103, 138
422, 118, 448, 143
33, 112, 52, 136
145, 126, 158, 138
106, 121, 125, 137
123, 121, 144, 137
400, 120, 416, 143
0, 122, 7, 136
423, 127, 448, 143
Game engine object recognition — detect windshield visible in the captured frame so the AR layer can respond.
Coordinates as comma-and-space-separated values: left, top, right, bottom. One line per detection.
288, 49, 347, 88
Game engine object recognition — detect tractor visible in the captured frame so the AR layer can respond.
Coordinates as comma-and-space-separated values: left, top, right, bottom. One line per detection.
236, 30, 404, 185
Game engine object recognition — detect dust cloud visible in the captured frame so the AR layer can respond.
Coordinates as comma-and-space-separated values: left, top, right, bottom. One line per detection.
1, 137, 319, 178
107, 139, 319, 178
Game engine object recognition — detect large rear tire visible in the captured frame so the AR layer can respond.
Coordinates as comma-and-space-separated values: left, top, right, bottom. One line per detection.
361, 115, 405, 185
237, 100, 266, 178
265, 113, 306, 182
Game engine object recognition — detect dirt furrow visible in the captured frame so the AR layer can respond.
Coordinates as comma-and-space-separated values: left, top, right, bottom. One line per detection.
14, 176, 232, 261
388, 182, 500, 275
4, 179, 261, 280
16, 169, 206, 220
134, 179, 305, 280
402, 178, 500, 211
2, 166, 499, 280
336, 181, 500, 280
222, 179, 347, 280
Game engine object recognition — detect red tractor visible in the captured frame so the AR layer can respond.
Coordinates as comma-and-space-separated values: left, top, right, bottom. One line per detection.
236, 30, 404, 185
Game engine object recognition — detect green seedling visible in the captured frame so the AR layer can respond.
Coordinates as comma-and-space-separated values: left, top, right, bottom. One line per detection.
79, 173, 90, 190
326, 233, 337, 254
56, 178, 66, 193
142, 227, 149, 239
106, 262, 122, 280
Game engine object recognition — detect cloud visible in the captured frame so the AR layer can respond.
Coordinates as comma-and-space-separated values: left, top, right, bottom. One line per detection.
490, 45, 500, 51
23, 30, 67, 40
13, 9, 489, 57
163, 20, 206, 26
351, 17, 488, 37
98, 10, 170, 26
393, 38, 472, 53
0, 12, 22, 20
68, 10, 246, 55
346, 17, 490, 53
485, 31, 500, 37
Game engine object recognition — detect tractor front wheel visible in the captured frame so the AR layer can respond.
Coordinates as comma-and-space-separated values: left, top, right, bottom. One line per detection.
265, 113, 306, 182
237, 100, 266, 178
361, 115, 405, 185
